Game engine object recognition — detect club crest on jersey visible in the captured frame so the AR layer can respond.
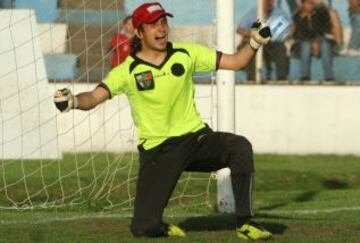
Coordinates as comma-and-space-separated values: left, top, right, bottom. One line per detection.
134, 71, 155, 91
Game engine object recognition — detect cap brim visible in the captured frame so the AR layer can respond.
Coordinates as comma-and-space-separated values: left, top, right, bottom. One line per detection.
146, 12, 173, 24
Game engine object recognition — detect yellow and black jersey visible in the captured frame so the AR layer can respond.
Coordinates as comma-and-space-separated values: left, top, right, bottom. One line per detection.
100, 42, 221, 150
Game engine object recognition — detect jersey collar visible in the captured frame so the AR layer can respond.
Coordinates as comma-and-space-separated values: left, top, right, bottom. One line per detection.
130, 42, 175, 73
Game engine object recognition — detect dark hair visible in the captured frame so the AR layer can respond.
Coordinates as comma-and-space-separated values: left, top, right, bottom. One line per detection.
122, 15, 132, 25
301, 0, 315, 3
130, 25, 144, 55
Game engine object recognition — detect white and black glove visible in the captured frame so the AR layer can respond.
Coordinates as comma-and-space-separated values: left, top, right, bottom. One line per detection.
53, 88, 78, 113
249, 19, 272, 50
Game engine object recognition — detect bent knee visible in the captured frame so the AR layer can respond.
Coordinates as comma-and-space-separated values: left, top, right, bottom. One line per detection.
230, 135, 253, 154
229, 135, 254, 174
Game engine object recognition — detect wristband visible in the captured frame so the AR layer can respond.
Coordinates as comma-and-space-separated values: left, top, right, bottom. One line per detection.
249, 38, 260, 50
72, 95, 78, 109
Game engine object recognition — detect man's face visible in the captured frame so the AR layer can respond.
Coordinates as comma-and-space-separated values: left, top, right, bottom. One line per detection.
264, 0, 274, 13
123, 19, 134, 36
302, 0, 315, 13
313, 0, 323, 4
137, 16, 169, 52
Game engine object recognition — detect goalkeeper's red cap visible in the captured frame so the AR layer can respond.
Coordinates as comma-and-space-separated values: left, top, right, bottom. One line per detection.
132, 2, 173, 29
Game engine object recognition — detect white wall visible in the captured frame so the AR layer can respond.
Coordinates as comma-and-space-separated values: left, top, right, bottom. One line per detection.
53, 83, 360, 155
37, 23, 67, 54
234, 85, 360, 154
0, 10, 61, 159
54, 83, 137, 154
169, 26, 215, 47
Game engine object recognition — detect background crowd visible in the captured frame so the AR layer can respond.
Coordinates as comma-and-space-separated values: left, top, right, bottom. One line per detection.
109, 0, 360, 82
235, 0, 358, 82
1, 0, 359, 82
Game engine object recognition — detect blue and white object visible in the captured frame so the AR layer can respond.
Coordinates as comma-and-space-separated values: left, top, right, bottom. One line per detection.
266, 15, 291, 41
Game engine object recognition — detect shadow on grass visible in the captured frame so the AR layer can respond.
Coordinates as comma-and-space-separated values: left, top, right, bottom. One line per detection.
322, 177, 349, 189
258, 202, 288, 211
178, 214, 287, 234
258, 190, 318, 211
256, 213, 324, 222
294, 190, 318, 202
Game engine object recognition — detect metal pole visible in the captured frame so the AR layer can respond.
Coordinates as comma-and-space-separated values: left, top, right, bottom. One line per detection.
216, 0, 235, 213
255, 0, 264, 84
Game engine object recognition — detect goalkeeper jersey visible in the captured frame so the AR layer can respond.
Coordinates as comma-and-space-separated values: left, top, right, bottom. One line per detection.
101, 42, 220, 150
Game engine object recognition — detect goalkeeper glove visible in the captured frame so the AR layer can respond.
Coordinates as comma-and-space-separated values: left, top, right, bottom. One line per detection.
249, 19, 272, 50
53, 88, 78, 113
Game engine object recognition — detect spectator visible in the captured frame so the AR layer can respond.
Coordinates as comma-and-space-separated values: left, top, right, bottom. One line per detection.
348, 0, 360, 54
286, 0, 299, 15
314, 0, 343, 48
237, 0, 290, 81
292, 0, 337, 81
327, 1, 343, 49
109, 15, 134, 67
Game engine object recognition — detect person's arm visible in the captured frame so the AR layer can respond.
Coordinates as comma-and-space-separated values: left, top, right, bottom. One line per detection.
349, 0, 360, 12
329, 9, 343, 46
236, 26, 251, 38
219, 20, 271, 70
219, 44, 256, 70
76, 86, 109, 110
53, 86, 109, 113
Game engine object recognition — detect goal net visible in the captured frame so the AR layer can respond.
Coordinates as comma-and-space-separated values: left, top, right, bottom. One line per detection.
0, 0, 236, 215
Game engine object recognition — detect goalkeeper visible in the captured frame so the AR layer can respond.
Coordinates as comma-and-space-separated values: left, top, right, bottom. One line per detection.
54, 2, 272, 241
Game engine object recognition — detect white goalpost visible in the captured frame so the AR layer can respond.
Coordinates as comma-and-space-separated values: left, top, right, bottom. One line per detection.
0, 0, 240, 213
215, 0, 236, 213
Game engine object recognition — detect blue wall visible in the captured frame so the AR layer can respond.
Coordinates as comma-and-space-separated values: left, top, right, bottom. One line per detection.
44, 54, 79, 80
125, 0, 214, 25
12, 0, 350, 26
125, 0, 350, 27
14, 0, 59, 23
57, 10, 125, 25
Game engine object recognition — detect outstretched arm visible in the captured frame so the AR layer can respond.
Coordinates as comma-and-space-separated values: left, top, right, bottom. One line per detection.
219, 44, 256, 70
54, 85, 109, 112
236, 26, 251, 39
76, 86, 109, 110
219, 20, 271, 70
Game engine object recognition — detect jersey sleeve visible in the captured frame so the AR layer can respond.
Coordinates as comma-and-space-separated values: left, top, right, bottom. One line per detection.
101, 66, 126, 98
185, 43, 219, 72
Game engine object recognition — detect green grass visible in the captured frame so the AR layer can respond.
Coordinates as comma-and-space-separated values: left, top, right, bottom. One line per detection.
1, 154, 360, 242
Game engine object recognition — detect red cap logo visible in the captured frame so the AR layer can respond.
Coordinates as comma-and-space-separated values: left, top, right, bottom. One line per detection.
132, 2, 173, 29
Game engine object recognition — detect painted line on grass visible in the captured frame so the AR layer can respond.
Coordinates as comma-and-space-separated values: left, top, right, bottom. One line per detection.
264, 206, 360, 215
1, 206, 360, 224
0, 213, 133, 225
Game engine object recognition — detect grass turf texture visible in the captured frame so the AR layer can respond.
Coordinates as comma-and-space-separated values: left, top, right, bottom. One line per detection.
1, 154, 360, 242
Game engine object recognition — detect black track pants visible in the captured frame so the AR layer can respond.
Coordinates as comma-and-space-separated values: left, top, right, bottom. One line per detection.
130, 126, 254, 237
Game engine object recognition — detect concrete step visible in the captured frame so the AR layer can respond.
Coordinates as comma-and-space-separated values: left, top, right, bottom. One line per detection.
234, 56, 360, 82
66, 23, 121, 68
76, 66, 111, 83
58, 9, 126, 25
14, 0, 59, 23
58, 0, 124, 10
289, 56, 360, 81
44, 54, 78, 81
67, 37, 110, 55
67, 24, 120, 42
66, 38, 113, 68
77, 51, 112, 70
